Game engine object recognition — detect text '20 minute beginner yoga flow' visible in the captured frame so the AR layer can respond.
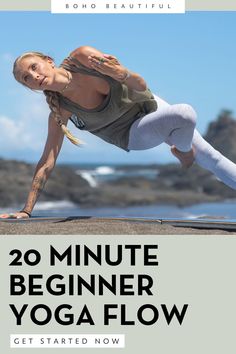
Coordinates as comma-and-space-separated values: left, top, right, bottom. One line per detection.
1, 45, 236, 219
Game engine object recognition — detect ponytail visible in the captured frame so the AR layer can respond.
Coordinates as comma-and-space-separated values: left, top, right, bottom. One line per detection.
44, 90, 84, 146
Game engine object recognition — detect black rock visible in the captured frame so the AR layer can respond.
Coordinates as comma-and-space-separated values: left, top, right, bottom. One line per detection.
0, 159, 91, 207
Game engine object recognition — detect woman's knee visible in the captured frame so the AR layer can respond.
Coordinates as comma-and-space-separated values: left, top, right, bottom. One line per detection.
176, 104, 197, 127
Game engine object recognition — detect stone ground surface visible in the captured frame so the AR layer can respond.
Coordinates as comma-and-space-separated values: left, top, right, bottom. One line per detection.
0, 217, 235, 235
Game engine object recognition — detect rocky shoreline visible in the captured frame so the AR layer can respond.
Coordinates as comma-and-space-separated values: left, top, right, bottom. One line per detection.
0, 158, 235, 210
1, 110, 236, 209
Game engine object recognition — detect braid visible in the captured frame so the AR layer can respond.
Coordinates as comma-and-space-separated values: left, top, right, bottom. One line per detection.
44, 90, 84, 146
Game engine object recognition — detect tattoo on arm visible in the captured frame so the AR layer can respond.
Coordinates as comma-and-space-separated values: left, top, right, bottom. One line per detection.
24, 175, 47, 213
32, 176, 47, 194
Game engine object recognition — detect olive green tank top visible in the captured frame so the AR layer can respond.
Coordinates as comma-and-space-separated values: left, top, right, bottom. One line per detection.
59, 56, 157, 151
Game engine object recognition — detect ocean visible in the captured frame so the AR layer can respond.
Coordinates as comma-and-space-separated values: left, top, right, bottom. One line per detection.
31, 200, 236, 219
3, 163, 236, 219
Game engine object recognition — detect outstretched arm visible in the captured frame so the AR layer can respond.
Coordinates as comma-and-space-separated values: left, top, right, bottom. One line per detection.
0, 113, 66, 219
70, 46, 147, 91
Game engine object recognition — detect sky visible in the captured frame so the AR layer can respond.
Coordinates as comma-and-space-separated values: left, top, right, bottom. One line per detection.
0, 11, 236, 164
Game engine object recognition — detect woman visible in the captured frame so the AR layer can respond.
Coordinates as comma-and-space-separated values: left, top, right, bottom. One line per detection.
1, 45, 236, 219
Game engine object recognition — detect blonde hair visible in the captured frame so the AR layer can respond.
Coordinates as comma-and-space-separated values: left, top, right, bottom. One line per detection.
13, 51, 83, 146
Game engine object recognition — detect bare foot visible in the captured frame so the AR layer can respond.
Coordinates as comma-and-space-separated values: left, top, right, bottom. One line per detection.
171, 146, 195, 168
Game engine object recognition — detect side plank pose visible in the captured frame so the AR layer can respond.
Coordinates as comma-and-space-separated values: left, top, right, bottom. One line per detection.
1, 45, 236, 219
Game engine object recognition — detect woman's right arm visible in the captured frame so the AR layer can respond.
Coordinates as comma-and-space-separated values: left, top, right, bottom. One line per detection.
0, 113, 66, 219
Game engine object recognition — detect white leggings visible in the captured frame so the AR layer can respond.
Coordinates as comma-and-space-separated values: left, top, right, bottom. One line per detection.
128, 95, 236, 190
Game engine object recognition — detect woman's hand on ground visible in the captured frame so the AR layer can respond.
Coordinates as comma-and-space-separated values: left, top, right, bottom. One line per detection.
88, 54, 127, 82
0, 211, 30, 219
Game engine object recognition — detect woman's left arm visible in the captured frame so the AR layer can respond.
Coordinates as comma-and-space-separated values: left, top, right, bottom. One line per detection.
70, 46, 147, 91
